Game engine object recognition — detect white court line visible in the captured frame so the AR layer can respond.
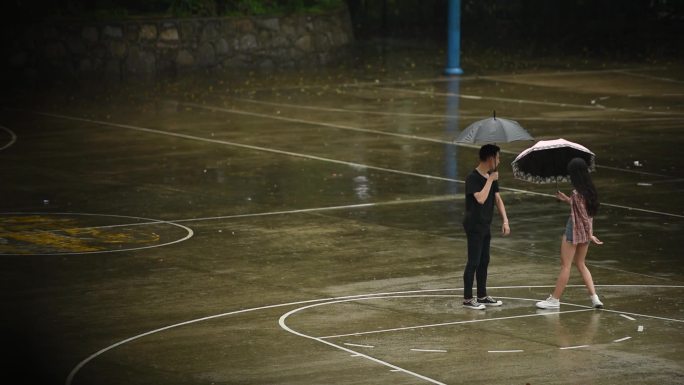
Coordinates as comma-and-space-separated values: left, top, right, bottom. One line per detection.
484, 243, 670, 281
230, 96, 478, 119
279, 293, 646, 383
613, 336, 632, 343
376, 86, 684, 116
2, 195, 461, 236
411, 348, 448, 353
245, 66, 667, 92
177, 100, 676, 178
176, 100, 457, 146
20, 110, 684, 219
601, 309, 681, 324
488, 350, 524, 353
6, 104, 675, 181
0, 212, 193, 256
478, 70, 684, 90
0, 124, 17, 151
64, 289, 456, 385
229, 96, 684, 123
318, 303, 593, 340
620, 314, 637, 321
478, 66, 668, 80
279, 295, 455, 385
613, 70, 684, 84
3, 193, 666, 283
559, 345, 590, 350
243, 75, 467, 92
648, 178, 684, 185
0, 202, 675, 290
344, 343, 375, 348
590, 165, 672, 178
64, 285, 684, 385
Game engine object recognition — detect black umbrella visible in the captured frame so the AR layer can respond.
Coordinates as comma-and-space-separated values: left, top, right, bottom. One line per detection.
455, 111, 534, 144
511, 138, 596, 184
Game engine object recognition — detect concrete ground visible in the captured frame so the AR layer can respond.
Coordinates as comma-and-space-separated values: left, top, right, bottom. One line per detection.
2, 44, 684, 384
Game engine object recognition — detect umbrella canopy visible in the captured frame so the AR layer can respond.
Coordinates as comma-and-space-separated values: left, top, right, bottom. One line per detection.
511, 138, 596, 184
455, 112, 534, 144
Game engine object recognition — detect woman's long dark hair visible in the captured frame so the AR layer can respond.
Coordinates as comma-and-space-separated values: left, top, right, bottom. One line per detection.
568, 157, 599, 217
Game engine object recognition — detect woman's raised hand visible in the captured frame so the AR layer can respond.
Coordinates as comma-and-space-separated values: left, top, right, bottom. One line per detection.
556, 191, 571, 203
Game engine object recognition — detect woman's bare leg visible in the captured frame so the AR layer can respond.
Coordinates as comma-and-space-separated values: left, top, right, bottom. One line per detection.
572, 243, 596, 296
552, 236, 577, 299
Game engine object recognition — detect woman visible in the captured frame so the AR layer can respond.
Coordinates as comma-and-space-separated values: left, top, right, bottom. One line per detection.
536, 157, 604, 309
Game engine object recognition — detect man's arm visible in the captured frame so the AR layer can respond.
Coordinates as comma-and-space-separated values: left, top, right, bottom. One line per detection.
473, 172, 498, 204
495, 192, 511, 236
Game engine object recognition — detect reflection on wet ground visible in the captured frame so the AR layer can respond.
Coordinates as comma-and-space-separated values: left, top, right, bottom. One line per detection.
1, 43, 683, 384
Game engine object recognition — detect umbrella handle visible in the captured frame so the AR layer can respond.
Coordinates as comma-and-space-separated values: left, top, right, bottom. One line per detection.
555, 180, 560, 202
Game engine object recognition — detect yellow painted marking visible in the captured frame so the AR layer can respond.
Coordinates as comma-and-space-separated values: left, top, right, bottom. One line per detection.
0, 215, 161, 254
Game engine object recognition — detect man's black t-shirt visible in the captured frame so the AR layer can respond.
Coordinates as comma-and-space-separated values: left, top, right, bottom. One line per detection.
463, 169, 499, 232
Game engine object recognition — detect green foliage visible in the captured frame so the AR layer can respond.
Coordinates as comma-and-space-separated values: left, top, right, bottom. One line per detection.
20, 0, 344, 18
169, 0, 217, 17
167, 0, 345, 17
219, 0, 344, 16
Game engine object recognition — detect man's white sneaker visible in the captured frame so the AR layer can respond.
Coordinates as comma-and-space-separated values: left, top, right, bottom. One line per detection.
591, 294, 604, 309
463, 299, 486, 310
536, 295, 560, 309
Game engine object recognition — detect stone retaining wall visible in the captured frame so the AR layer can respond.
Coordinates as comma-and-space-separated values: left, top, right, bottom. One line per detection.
6, 7, 353, 80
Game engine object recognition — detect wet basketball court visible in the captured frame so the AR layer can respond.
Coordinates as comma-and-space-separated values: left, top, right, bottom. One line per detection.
2, 45, 684, 384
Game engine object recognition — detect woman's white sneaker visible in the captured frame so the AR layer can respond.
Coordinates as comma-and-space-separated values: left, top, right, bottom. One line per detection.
536, 295, 560, 309
591, 294, 604, 308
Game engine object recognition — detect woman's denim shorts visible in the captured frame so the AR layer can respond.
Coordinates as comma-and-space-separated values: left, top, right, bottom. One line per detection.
565, 217, 573, 243
565, 216, 573, 243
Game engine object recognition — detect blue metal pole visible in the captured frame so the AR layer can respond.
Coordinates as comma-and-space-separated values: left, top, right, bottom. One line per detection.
444, 0, 463, 75
444, 77, 460, 194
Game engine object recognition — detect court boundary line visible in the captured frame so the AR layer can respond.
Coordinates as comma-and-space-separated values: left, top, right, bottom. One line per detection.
17, 110, 684, 219
243, 66, 668, 92
280, 291, 684, 382
0, 124, 17, 151
3, 196, 674, 284
8, 100, 674, 179
612, 70, 684, 85
559, 344, 590, 350
303, 204, 679, 282
278, 295, 457, 384
175, 100, 675, 179
315, 298, 594, 340
374, 86, 684, 117
227, 95, 684, 122
64, 285, 684, 385
0, 195, 462, 237
279, 294, 590, 385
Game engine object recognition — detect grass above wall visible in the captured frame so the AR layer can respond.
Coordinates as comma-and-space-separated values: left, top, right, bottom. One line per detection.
25, 0, 345, 20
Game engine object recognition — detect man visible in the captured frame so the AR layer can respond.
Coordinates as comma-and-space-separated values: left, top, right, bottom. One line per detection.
462, 144, 511, 310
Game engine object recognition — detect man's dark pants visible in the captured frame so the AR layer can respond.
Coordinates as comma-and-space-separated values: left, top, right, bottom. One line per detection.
463, 227, 491, 300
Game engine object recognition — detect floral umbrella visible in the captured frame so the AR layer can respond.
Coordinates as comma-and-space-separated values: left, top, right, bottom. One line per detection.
511, 138, 596, 184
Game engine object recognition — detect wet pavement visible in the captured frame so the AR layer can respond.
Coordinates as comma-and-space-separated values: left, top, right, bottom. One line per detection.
2, 42, 684, 384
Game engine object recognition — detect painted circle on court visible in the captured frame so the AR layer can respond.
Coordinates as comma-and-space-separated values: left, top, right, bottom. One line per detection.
0, 125, 17, 151
64, 285, 684, 385
0, 212, 193, 255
